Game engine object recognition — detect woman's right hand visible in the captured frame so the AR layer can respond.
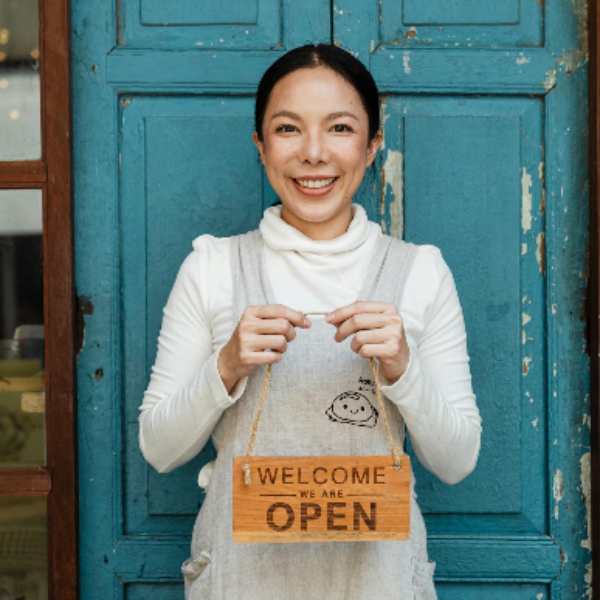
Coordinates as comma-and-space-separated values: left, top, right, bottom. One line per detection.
217, 304, 311, 394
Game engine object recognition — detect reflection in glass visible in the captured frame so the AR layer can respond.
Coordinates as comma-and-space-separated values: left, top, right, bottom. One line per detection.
0, 190, 44, 467
0, 496, 48, 600
0, 0, 41, 160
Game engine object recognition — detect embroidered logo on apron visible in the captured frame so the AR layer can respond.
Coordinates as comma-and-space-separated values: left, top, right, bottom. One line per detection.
325, 391, 379, 427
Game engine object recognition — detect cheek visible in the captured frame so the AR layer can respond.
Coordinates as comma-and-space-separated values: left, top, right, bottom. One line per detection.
264, 137, 297, 166
333, 137, 370, 169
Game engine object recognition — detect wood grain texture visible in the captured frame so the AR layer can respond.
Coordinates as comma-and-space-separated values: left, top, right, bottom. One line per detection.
233, 455, 410, 543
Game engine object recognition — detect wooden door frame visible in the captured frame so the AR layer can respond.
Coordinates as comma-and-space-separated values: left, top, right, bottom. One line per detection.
589, 0, 599, 595
0, 0, 77, 597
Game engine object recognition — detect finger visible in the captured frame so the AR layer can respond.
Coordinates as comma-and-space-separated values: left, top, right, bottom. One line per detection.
350, 329, 390, 354
325, 301, 395, 325
353, 343, 389, 359
249, 334, 288, 353
254, 304, 311, 328
253, 350, 284, 365
335, 314, 392, 343
253, 318, 297, 342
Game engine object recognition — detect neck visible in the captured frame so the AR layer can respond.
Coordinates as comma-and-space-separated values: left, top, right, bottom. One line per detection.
280, 205, 354, 241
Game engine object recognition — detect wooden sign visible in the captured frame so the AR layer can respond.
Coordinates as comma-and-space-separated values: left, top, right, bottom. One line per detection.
233, 454, 411, 543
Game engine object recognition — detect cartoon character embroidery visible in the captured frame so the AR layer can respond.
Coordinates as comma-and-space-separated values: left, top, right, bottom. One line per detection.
326, 391, 378, 428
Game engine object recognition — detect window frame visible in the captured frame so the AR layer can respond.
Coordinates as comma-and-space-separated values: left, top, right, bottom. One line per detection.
0, 0, 77, 597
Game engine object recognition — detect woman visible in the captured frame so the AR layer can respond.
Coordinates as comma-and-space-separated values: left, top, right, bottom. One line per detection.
138, 43, 482, 599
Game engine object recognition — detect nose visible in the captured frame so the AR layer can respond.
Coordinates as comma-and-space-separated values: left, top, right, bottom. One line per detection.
298, 128, 330, 165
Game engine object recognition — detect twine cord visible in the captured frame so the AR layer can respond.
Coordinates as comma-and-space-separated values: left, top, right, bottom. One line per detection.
242, 311, 403, 484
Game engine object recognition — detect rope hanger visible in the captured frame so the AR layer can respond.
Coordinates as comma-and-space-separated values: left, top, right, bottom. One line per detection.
242, 312, 404, 485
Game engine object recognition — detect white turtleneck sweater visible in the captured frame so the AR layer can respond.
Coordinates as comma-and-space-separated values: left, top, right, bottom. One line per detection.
138, 204, 482, 487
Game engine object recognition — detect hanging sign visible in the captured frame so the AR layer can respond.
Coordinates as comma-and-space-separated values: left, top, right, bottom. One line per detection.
233, 454, 410, 543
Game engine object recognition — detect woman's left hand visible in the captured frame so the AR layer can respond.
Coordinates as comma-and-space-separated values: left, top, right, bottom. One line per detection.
325, 301, 410, 385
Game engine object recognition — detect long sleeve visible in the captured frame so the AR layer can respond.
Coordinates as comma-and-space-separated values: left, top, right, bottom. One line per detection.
379, 246, 482, 485
138, 245, 246, 474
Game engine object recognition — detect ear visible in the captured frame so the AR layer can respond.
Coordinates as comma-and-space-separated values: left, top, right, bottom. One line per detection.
252, 131, 266, 166
366, 130, 383, 169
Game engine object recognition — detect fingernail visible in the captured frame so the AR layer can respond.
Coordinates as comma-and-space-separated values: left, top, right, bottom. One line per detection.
303, 317, 311, 328
325, 312, 335, 323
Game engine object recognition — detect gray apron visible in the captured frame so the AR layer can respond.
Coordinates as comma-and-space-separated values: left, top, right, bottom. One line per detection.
181, 230, 438, 599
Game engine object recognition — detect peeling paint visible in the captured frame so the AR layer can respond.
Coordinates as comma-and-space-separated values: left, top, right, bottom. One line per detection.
532, 417, 538, 428
580, 452, 591, 551
516, 53, 531, 65
121, 97, 133, 109
403, 52, 411, 75
522, 312, 532, 326
542, 67, 557, 92
522, 356, 532, 375
379, 98, 390, 152
76, 294, 94, 362
521, 167, 533, 232
557, 47, 587, 76
405, 27, 417, 39
554, 469, 565, 520
584, 561, 592, 599
536, 232, 546, 275
570, 0, 589, 69
521, 243, 527, 255
382, 150, 404, 239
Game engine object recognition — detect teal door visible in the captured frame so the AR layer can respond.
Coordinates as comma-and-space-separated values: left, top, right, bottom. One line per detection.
73, 0, 590, 597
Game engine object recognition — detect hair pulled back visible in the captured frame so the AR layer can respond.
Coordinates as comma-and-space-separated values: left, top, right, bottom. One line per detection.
254, 44, 381, 143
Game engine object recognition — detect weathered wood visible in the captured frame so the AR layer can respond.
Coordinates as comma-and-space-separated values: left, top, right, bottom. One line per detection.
589, 0, 600, 595
0, 468, 52, 496
233, 455, 410, 543
0, 162, 47, 184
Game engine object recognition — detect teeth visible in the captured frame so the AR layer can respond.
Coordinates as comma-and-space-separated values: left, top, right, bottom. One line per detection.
295, 177, 336, 189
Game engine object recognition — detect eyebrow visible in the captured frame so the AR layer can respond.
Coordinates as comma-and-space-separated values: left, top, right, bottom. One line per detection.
269, 110, 359, 122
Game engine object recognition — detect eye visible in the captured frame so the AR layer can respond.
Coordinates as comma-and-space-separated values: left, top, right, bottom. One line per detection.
361, 406, 365, 411
343, 404, 348, 410
275, 124, 297, 133
332, 124, 353, 133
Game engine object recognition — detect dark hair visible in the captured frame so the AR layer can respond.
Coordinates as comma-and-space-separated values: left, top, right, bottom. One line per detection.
254, 44, 381, 143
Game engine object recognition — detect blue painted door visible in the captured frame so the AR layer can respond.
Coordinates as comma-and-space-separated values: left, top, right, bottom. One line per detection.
73, 0, 590, 597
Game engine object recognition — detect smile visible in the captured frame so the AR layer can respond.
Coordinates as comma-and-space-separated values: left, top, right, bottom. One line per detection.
291, 177, 339, 196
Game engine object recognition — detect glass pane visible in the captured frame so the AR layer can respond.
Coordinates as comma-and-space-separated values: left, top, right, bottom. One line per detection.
0, 496, 48, 600
0, 189, 45, 467
0, 0, 41, 160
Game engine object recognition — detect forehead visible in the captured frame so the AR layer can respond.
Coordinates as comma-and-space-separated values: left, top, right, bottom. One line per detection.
265, 66, 367, 120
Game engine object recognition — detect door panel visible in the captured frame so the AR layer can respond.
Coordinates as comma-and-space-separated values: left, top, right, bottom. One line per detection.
122, 97, 265, 536
73, 1, 330, 598
380, 0, 542, 44
333, 0, 589, 596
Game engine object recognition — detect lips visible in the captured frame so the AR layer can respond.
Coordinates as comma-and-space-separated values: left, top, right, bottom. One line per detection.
292, 177, 339, 187
290, 176, 339, 196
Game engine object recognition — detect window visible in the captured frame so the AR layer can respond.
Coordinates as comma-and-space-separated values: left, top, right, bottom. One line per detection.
0, 0, 76, 598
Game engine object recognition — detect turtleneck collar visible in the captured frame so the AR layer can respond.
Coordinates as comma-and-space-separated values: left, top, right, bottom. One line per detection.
259, 203, 373, 255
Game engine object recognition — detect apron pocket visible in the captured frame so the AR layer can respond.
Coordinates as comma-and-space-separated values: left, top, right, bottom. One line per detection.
181, 550, 211, 591
412, 555, 437, 600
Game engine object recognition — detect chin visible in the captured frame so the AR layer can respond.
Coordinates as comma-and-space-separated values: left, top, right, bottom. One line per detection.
289, 201, 345, 224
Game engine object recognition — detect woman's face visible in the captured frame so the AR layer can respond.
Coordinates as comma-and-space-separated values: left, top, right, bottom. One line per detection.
253, 66, 382, 239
